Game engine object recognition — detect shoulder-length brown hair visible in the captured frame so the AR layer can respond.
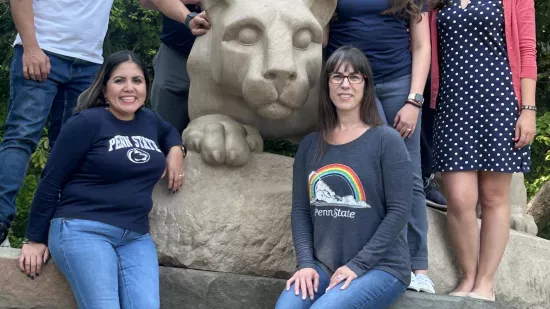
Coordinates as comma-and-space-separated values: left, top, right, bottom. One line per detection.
74, 50, 151, 114
430, 0, 451, 9
315, 46, 384, 161
383, 0, 426, 21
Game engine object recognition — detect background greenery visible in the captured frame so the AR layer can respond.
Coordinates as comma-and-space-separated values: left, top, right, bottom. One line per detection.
0, 0, 549, 246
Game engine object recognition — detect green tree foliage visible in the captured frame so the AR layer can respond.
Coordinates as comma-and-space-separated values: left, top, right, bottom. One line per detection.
0, 0, 549, 245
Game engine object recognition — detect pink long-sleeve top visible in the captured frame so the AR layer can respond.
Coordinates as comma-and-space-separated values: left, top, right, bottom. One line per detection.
429, 0, 537, 109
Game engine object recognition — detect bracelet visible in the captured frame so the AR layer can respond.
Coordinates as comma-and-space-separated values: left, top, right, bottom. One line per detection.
405, 99, 422, 108
22, 238, 36, 244
521, 105, 537, 111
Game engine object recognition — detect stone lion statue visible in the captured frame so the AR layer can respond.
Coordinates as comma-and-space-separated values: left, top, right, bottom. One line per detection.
183, 0, 337, 166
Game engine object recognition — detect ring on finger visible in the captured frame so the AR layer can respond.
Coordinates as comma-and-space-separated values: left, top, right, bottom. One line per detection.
179, 174, 184, 177
337, 274, 344, 280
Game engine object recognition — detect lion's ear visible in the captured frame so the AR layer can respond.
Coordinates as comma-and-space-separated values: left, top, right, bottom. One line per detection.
304, 0, 337, 27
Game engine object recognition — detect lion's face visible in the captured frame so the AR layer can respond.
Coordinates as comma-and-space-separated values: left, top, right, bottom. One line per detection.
206, 0, 325, 120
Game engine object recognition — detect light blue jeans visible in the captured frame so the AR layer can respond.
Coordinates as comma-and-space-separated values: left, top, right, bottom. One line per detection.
48, 218, 160, 309
275, 264, 407, 309
375, 74, 428, 271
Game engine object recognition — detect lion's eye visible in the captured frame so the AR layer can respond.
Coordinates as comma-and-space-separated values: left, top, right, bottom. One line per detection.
293, 30, 312, 50
236, 27, 261, 45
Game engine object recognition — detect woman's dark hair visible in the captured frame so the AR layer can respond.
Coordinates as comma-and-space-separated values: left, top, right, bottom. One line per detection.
430, 0, 450, 9
383, 0, 425, 21
74, 50, 151, 113
315, 46, 384, 161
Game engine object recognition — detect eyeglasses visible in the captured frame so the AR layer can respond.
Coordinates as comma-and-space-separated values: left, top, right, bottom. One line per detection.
328, 72, 366, 84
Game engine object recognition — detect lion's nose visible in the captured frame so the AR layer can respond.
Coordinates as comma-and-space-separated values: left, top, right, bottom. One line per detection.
264, 69, 297, 81
264, 68, 298, 93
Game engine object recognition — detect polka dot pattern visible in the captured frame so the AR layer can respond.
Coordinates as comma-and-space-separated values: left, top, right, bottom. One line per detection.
433, 0, 530, 173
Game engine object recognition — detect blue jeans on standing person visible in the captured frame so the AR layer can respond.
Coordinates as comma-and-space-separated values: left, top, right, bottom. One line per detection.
275, 264, 407, 309
375, 74, 428, 271
49, 218, 160, 309
0, 45, 99, 229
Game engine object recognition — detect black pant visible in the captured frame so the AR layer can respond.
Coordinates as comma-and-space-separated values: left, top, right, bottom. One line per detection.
420, 76, 435, 180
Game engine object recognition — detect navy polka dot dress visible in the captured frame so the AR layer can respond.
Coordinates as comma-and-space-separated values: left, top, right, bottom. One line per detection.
433, 0, 531, 173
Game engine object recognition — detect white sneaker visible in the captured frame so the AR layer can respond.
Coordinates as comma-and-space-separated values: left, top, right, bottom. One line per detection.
414, 274, 435, 293
407, 272, 420, 292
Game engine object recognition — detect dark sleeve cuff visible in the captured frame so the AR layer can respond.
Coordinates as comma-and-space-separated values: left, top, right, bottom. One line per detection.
297, 262, 318, 271
346, 260, 368, 278
25, 231, 49, 245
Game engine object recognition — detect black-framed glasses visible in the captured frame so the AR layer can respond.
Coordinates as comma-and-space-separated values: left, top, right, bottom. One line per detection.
328, 72, 366, 84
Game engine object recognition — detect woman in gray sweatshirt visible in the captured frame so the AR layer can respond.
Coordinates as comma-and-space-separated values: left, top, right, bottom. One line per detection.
275, 46, 413, 309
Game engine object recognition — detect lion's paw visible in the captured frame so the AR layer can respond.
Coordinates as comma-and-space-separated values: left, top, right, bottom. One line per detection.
510, 213, 538, 235
183, 114, 264, 166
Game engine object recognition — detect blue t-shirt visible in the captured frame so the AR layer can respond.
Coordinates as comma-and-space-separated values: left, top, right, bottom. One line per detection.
26, 107, 182, 243
326, 0, 426, 83
160, 4, 201, 56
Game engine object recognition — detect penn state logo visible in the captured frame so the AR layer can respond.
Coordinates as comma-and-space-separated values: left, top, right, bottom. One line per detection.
127, 148, 150, 164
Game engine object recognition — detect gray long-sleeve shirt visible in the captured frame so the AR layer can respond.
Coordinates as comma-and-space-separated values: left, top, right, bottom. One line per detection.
292, 125, 413, 284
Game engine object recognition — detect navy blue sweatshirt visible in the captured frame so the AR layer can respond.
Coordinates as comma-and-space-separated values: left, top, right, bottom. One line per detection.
26, 107, 182, 244
292, 126, 413, 284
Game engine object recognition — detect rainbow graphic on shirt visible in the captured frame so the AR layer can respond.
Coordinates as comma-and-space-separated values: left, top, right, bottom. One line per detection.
308, 163, 370, 208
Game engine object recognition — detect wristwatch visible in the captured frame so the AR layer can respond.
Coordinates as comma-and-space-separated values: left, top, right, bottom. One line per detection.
184, 12, 198, 28
408, 93, 424, 105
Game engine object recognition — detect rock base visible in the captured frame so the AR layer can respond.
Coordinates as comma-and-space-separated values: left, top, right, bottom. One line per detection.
0, 247, 529, 309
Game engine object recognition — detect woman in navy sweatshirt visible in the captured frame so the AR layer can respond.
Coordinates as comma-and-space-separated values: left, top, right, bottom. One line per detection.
18, 51, 186, 309
275, 46, 412, 309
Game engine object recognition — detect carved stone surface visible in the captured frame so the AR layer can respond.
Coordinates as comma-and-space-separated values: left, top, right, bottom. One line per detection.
509, 173, 538, 235
527, 180, 550, 230
150, 152, 296, 278
0, 250, 519, 309
184, 0, 337, 166
0, 248, 77, 309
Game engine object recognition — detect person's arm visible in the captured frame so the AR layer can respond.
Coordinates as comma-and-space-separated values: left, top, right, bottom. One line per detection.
10, 0, 50, 82
514, 0, 537, 149
393, 11, 431, 138
148, 0, 210, 35
25, 114, 96, 243
139, 0, 200, 11
291, 136, 317, 270
345, 130, 412, 277
20, 113, 96, 278
409, 12, 431, 102
154, 112, 185, 191
155, 112, 182, 155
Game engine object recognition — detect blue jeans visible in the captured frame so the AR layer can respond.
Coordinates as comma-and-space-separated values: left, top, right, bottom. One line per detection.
275, 265, 406, 309
375, 74, 428, 271
49, 218, 160, 309
0, 45, 99, 227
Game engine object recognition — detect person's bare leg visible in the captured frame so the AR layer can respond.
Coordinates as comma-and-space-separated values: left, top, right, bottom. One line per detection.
441, 171, 479, 294
471, 171, 512, 299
